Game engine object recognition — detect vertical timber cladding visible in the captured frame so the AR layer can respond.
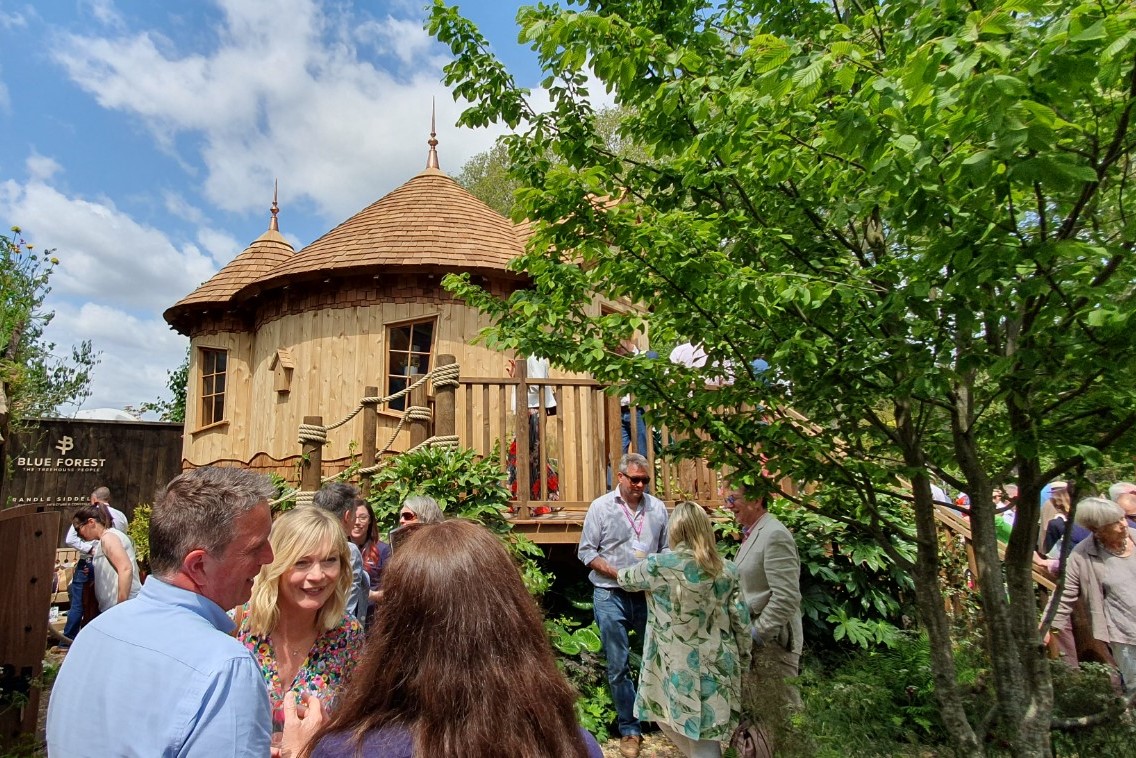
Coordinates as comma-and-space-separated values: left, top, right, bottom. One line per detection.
4, 418, 184, 544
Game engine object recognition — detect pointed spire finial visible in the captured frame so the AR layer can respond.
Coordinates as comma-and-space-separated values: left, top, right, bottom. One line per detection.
269, 179, 279, 231
426, 98, 440, 170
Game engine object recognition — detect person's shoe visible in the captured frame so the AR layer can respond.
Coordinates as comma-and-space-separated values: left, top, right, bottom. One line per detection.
619, 734, 642, 758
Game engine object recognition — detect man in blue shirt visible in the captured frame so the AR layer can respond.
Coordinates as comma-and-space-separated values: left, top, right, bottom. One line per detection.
578, 453, 669, 758
47, 467, 280, 757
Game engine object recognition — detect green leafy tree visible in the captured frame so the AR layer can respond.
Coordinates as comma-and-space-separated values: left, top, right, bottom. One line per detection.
1, 227, 99, 495
140, 349, 188, 423
456, 105, 649, 217
429, 0, 1136, 754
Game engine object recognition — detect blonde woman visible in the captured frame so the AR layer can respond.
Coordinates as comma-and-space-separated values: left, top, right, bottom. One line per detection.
618, 502, 751, 758
236, 507, 364, 730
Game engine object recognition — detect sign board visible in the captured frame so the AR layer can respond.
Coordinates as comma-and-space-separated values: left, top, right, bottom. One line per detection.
3, 418, 183, 542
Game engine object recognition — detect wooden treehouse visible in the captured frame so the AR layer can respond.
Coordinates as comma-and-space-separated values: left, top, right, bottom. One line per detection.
163, 127, 717, 544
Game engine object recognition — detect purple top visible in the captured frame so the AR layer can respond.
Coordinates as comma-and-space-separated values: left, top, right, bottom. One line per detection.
310, 724, 604, 758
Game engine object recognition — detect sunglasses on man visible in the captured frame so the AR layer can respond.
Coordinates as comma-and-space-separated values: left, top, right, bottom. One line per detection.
619, 472, 651, 486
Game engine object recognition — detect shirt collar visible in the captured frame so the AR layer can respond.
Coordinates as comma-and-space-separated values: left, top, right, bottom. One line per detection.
144, 577, 236, 634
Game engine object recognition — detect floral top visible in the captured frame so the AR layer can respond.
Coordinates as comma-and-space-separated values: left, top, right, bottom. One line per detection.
237, 612, 364, 727
618, 548, 752, 742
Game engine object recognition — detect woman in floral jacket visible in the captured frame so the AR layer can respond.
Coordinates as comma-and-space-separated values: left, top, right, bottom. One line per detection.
618, 501, 752, 758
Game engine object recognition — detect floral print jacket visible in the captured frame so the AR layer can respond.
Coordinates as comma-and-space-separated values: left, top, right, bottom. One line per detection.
618, 549, 752, 741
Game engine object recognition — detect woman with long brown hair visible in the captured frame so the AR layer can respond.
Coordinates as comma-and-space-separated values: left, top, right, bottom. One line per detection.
305, 519, 602, 758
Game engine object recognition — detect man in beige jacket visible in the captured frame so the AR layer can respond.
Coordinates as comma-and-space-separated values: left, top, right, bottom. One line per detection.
722, 478, 804, 712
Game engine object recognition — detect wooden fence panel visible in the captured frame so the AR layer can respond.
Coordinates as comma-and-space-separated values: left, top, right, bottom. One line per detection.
0, 506, 60, 746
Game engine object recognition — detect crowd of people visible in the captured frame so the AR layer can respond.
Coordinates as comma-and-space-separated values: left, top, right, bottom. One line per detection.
44, 452, 803, 757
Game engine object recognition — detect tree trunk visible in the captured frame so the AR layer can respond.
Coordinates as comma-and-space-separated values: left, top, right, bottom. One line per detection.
896, 400, 983, 755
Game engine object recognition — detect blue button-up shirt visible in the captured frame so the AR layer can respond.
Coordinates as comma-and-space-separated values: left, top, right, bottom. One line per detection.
47, 577, 271, 757
578, 488, 669, 588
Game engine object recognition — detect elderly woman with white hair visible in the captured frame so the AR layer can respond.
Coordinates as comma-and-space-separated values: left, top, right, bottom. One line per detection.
1045, 496, 1136, 690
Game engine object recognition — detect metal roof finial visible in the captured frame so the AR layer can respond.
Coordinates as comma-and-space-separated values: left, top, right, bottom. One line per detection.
426, 98, 440, 170
269, 179, 279, 231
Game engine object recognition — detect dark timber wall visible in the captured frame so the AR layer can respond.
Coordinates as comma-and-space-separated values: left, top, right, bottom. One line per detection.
2, 418, 183, 544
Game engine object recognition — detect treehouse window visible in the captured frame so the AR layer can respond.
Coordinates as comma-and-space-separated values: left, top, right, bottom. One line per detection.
386, 319, 435, 412
199, 348, 227, 427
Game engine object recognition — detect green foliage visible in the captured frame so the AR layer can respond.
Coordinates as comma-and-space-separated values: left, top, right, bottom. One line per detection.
546, 613, 614, 737
0, 227, 99, 424
366, 444, 552, 595
775, 499, 915, 651
139, 348, 187, 422
430, 0, 1136, 750
126, 503, 151, 568
1049, 663, 1136, 756
456, 105, 649, 218
797, 632, 981, 755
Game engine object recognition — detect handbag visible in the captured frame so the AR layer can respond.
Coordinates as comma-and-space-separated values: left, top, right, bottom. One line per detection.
727, 718, 773, 758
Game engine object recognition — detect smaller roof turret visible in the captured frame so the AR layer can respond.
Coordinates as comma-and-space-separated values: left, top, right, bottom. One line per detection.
164, 188, 295, 335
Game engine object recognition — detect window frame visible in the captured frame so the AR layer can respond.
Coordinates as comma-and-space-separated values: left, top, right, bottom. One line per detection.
383, 316, 437, 414
197, 346, 228, 429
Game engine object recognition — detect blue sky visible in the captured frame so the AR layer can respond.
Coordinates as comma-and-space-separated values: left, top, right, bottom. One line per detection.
0, 0, 563, 415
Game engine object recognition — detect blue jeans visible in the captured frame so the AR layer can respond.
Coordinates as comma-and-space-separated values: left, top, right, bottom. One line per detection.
593, 586, 648, 737
62, 558, 92, 641
621, 407, 648, 456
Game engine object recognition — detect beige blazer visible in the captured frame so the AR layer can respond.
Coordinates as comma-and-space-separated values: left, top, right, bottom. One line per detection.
734, 513, 804, 654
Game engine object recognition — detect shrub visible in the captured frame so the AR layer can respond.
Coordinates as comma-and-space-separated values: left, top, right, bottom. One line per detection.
365, 444, 552, 595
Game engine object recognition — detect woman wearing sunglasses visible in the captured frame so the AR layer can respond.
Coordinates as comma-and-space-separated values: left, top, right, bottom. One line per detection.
305, 519, 603, 758
397, 495, 444, 526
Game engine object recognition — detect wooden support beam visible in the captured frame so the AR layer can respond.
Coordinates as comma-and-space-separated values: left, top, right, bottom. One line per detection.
360, 386, 378, 495
435, 354, 456, 439
300, 415, 323, 492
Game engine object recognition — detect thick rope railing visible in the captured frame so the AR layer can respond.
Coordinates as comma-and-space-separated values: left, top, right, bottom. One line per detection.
271, 361, 462, 506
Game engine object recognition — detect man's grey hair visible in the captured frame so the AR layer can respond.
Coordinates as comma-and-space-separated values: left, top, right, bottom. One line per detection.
91, 486, 111, 504
312, 481, 360, 519
619, 452, 649, 474
403, 495, 444, 524
1108, 482, 1136, 502
1073, 497, 1124, 532
149, 467, 274, 577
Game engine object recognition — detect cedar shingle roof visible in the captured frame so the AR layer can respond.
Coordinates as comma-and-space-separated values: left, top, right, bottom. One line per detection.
163, 227, 293, 329
241, 168, 525, 296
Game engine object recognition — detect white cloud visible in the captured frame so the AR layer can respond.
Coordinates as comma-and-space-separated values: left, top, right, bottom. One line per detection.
46, 301, 188, 412
356, 16, 436, 67
162, 190, 207, 225
49, 0, 508, 223
81, 0, 124, 30
0, 178, 218, 311
0, 9, 30, 29
196, 227, 241, 267
26, 152, 62, 181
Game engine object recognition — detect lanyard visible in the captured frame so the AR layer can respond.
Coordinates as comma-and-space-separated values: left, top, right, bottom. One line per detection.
619, 500, 646, 540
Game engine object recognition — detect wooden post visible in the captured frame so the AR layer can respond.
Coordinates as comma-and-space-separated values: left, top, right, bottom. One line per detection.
409, 381, 429, 449
605, 393, 622, 488
301, 415, 323, 492
435, 354, 457, 439
515, 358, 531, 518
360, 387, 378, 495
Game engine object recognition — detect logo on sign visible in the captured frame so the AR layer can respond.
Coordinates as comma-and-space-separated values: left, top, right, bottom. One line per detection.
16, 434, 106, 473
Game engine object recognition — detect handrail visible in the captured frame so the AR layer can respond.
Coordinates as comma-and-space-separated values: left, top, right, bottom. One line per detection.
933, 504, 1055, 592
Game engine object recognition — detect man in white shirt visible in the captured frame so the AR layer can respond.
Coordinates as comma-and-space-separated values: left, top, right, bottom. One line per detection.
61, 486, 128, 643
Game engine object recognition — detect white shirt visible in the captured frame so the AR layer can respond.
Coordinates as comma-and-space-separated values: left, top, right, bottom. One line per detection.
66, 504, 129, 557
